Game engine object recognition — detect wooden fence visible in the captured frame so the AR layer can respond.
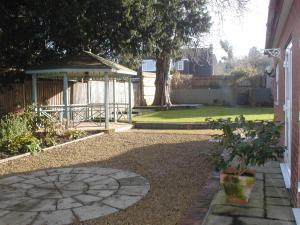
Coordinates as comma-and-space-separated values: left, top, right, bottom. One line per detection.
0, 79, 139, 117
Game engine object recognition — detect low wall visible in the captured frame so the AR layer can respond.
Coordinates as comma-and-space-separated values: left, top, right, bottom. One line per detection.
171, 88, 273, 106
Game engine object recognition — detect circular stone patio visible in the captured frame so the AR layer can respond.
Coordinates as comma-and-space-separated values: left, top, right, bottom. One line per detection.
0, 167, 150, 225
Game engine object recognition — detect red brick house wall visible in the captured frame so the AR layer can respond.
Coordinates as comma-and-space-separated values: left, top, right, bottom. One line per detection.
268, 0, 300, 207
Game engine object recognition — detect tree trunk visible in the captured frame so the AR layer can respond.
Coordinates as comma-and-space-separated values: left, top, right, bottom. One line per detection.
152, 56, 172, 106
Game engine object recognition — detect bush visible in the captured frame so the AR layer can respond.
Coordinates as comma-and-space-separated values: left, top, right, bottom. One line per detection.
171, 72, 193, 89
43, 133, 57, 147
207, 115, 284, 176
64, 129, 87, 140
6, 134, 41, 154
0, 113, 30, 147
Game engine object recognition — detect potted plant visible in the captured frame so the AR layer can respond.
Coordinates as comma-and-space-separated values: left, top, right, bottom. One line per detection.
207, 115, 284, 204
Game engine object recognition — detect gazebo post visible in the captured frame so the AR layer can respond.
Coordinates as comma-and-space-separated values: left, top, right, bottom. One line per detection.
32, 74, 38, 108
113, 77, 117, 122
128, 76, 132, 124
104, 72, 109, 129
63, 73, 69, 128
86, 80, 91, 119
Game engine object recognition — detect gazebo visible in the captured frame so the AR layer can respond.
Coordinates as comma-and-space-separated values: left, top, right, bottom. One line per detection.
25, 51, 137, 129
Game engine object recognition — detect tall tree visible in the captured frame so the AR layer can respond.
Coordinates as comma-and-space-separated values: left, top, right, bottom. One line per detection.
149, 0, 211, 106
220, 40, 234, 73
0, 0, 151, 69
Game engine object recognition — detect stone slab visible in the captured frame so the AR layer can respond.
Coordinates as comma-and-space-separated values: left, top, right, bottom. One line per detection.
211, 191, 263, 208
267, 205, 295, 221
204, 215, 233, 225
266, 197, 291, 206
73, 204, 118, 221
32, 209, 76, 225
211, 205, 264, 217
238, 217, 296, 225
0, 211, 37, 225
0, 167, 150, 224
265, 187, 290, 198
265, 178, 286, 187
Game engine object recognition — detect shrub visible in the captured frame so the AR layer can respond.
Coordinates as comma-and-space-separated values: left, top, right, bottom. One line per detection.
0, 113, 30, 147
7, 134, 41, 154
207, 115, 284, 176
171, 72, 193, 89
64, 129, 87, 140
43, 133, 57, 147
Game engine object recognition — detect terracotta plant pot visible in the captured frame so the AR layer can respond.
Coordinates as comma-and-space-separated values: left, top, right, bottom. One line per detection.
220, 168, 256, 204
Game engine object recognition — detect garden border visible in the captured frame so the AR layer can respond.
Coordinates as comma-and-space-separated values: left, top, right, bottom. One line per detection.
0, 124, 133, 164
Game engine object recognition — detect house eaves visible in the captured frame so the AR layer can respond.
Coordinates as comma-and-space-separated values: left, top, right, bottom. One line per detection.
265, 0, 293, 49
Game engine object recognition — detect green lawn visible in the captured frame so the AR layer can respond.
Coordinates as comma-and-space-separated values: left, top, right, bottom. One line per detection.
133, 106, 274, 123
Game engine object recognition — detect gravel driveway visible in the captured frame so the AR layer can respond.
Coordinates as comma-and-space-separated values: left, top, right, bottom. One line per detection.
0, 130, 214, 225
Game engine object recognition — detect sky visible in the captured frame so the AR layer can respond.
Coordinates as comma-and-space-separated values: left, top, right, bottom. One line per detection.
207, 0, 269, 60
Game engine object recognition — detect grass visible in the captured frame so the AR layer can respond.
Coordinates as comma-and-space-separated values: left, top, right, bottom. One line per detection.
133, 106, 274, 123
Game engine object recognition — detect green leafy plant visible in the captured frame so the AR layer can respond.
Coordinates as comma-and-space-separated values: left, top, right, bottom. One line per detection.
43, 133, 57, 147
207, 115, 284, 176
7, 134, 41, 154
64, 129, 87, 140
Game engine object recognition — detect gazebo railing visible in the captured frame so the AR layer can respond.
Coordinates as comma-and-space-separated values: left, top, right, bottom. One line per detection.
36, 103, 130, 127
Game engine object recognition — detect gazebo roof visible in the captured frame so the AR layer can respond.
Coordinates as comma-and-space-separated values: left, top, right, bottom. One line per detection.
25, 51, 137, 76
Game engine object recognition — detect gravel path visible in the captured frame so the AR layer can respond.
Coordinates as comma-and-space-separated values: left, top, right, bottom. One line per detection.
0, 130, 214, 225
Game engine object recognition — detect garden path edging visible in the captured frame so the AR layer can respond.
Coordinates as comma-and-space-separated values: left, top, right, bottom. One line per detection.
134, 122, 209, 130
0, 124, 133, 164
0, 132, 105, 164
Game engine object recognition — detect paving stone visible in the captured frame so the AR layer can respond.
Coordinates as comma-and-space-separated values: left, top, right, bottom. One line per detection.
211, 205, 264, 217
47, 168, 73, 175
10, 182, 34, 189
72, 173, 93, 181
0, 210, 10, 217
32, 209, 76, 225
237, 217, 296, 225
267, 205, 295, 221
264, 161, 280, 168
82, 174, 107, 183
211, 191, 263, 208
73, 204, 118, 221
266, 197, 291, 206
103, 195, 143, 209
252, 180, 264, 193
56, 181, 88, 191
118, 176, 149, 186
265, 178, 286, 187
61, 190, 83, 197
255, 173, 263, 180
0, 167, 149, 224
27, 188, 60, 198
23, 177, 45, 185
86, 190, 116, 198
265, 187, 290, 198
57, 197, 83, 209
117, 185, 150, 196
0, 197, 31, 209
109, 171, 139, 179
0, 176, 25, 185
15, 198, 57, 211
265, 173, 284, 179
19, 170, 48, 179
58, 174, 76, 181
204, 215, 233, 225
89, 178, 119, 190
254, 167, 281, 174
73, 194, 103, 204
0, 211, 37, 225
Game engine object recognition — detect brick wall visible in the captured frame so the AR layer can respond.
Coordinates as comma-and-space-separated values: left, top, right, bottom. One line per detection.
274, 0, 300, 207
